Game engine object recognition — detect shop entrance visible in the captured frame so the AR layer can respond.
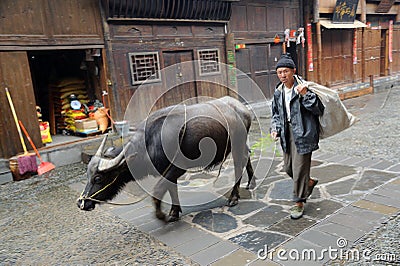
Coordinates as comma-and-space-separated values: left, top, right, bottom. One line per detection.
28, 49, 107, 145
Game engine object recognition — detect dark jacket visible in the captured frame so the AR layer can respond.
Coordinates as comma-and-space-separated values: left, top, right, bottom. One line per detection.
271, 76, 324, 155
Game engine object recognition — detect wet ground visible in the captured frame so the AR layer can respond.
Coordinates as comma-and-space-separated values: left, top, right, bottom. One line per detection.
1, 86, 400, 265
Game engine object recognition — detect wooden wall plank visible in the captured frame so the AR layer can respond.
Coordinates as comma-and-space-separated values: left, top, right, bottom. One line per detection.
0, 0, 104, 47
0, 52, 42, 159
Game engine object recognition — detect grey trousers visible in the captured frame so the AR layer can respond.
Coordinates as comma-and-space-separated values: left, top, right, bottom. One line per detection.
283, 125, 311, 203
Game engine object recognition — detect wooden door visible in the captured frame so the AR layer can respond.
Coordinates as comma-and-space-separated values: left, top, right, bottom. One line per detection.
235, 43, 281, 101
380, 30, 388, 76
393, 27, 400, 74
0, 51, 42, 158
364, 29, 381, 78
159, 50, 197, 108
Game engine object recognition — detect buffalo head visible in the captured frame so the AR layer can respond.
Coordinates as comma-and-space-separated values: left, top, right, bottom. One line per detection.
77, 135, 133, 211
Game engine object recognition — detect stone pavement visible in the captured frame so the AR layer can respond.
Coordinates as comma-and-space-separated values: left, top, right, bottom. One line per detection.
70, 148, 400, 265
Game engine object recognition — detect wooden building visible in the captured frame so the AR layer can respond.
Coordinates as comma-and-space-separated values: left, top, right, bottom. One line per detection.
305, 0, 400, 89
1, 0, 399, 160
0, 0, 106, 158
0, 0, 247, 158
228, 0, 305, 100
101, 0, 237, 122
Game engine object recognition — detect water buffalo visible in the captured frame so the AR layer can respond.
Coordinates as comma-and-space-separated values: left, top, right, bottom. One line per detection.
77, 96, 255, 222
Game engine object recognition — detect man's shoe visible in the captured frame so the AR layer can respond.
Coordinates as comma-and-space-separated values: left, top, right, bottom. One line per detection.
306, 177, 318, 198
290, 205, 304, 219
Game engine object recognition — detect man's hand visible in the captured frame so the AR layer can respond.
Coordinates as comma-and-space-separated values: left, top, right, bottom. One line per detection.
271, 131, 279, 141
295, 83, 308, 96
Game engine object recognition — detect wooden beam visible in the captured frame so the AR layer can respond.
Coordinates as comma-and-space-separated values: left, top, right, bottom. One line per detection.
339, 86, 373, 100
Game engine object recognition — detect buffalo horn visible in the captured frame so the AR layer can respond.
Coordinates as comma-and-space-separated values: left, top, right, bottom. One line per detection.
97, 143, 128, 172
95, 134, 109, 158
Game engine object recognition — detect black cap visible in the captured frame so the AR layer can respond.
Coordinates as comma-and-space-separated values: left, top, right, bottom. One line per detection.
276, 53, 296, 70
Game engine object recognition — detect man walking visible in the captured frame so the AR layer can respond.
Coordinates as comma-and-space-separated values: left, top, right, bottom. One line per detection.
270, 54, 324, 219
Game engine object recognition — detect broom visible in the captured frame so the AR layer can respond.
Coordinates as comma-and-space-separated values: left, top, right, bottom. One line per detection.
5, 87, 37, 175
19, 120, 55, 175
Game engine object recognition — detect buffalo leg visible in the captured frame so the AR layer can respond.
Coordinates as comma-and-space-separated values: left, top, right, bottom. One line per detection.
153, 167, 184, 222
227, 180, 241, 207
152, 197, 166, 221
152, 177, 169, 221
227, 134, 248, 207
166, 181, 182, 222
227, 154, 244, 207
245, 157, 256, 190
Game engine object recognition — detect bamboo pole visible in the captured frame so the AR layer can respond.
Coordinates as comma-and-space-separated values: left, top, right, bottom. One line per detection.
360, 0, 366, 23
316, 21, 322, 84
361, 0, 367, 82
362, 29, 366, 82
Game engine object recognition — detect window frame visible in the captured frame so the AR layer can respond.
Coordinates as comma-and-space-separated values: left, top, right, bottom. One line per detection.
197, 48, 221, 76
128, 51, 162, 85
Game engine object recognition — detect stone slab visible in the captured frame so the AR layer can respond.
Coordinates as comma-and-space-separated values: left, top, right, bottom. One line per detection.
228, 201, 267, 216
326, 213, 375, 232
112, 205, 154, 221
369, 160, 394, 171
243, 205, 288, 228
311, 164, 357, 184
353, 158, 382, 168
373, 187, 400, 200
175, 233, 221, 257
339, 205, 386, 222
211, 248, 257, 266
312, 152, 336, 161
180, 192, 228, 215
299, 229, 344, 249
365, 193, 400, 208
386, 163, 400, 172
315, 222, 365, 243
390, 178, 400, 184
48, 147, 82, 167
339, 156, 368, 166
190, 241, 239, 266
269, 179, 293, 201
192, 210, 237, 233
136, 217, 166, 233
0, 170, 12, 185
268, 217, 317, 237
229, 230, 289, 252
354, 170, 397, 192
325, 154, 352, 164
325, 178, 357, 196
151, 221, 195, 246
303, 200, 344, 220
352, 199, 399, 215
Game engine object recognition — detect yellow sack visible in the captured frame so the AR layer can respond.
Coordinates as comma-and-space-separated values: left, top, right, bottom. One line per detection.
40, 122, 52, 144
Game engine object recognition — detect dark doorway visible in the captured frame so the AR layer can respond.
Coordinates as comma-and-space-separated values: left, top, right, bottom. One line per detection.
28, 50, 87, 126
28, 49, 105, 142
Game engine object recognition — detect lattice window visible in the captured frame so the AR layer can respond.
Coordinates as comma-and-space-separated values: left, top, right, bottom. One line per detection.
129, 52, 161, 85
198, 49, 221, 76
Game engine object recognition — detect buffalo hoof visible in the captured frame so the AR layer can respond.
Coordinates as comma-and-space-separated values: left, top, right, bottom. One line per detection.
155, 211, 166, 221
166, 209, 180, 222
246, 176, 257, 190
226, 198, 239, 207
166, 215, 180, 223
